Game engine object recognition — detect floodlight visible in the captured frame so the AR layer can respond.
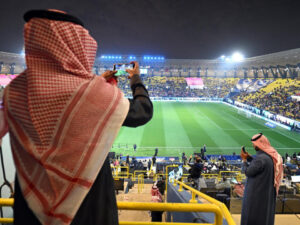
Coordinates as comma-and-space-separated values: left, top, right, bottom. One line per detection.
232, 52, 244, 62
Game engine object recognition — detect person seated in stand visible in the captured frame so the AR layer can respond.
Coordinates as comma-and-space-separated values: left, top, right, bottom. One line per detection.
295, 164, 300, 176
216, 177, 231, 190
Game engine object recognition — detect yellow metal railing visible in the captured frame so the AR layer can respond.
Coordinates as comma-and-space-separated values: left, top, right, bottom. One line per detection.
117, 202, 223, 225
202, 174, 219, 179
0, 198, 14, 224
134, 170, 147, 181
138, 174, 144, 193
165, 164, 179, 194
236, 173, 246, 182
0, 199, 223, 225
112, 166, 130, 178
173, 180, 236, 225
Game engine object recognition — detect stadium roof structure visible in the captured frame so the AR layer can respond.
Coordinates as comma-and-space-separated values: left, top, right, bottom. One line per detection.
0, 48, 299, 79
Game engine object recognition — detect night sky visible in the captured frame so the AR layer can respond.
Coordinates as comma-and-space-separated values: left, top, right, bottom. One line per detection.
0, 0, 300, 59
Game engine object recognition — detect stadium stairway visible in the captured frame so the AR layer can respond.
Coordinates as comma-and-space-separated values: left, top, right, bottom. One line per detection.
231, 213, 300, 225
117, 183, 154, 222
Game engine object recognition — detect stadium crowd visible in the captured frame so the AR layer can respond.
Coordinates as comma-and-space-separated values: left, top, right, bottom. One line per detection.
235, 79, 300, 121
1, 73, 299, 124
118, 76, 300, 123
118, 76, 238, 98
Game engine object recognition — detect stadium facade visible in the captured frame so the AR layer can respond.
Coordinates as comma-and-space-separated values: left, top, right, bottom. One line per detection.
0, 48, 299, 79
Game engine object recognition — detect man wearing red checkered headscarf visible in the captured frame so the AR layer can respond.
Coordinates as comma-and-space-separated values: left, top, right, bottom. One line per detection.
0, 10, 152, 225
240, 133, 283, 225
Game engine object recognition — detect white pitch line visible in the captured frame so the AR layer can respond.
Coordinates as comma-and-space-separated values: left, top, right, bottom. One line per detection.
269, 128, 300, 144
223, 129, 270, 131
116, 146, 300, 150
223, 104, 300, 144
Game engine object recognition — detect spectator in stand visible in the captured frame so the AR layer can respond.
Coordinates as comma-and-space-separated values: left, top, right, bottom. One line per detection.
200, 148, 205, 160
295, 164, 300, 176
292, 152, 297, 161
156, 177, 166, 196
182, 152, 187, 165
216, 177, 231, 190
188, 157, 203, 190
240, 133, 283, 225
142, 160, 148, 169
203, 144, 206, 153
132, 157, 138, 169
148, 159, 152, 171
0, 9, 153, 225
114, 158, 120, 167
126, 155, 130, 166
150, 183, 163, 222
152, 155, 157, 166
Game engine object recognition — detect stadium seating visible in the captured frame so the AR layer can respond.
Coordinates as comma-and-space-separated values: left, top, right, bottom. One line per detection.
118, 76, 239, 98
235, 79, 300, 121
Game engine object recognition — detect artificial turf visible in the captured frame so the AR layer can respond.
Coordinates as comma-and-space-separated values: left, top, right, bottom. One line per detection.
112, 102, 300, 157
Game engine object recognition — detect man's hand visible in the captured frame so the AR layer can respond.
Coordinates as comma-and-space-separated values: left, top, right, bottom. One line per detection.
126, 61, 140, 78
101, 70, 117, 81
240, 147, 251, 162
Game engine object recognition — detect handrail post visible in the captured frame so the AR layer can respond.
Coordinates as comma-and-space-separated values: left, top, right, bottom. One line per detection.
189, 192, 197, 203
214, 208, 223, 225
178, 183, 183, 192
173, 179, 177, 186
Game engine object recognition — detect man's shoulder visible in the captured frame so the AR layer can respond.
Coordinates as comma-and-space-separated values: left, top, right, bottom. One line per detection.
256, 151, 274, 164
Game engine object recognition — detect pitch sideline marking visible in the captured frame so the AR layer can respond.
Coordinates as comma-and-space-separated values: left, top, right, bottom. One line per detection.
222, 104, 300, 144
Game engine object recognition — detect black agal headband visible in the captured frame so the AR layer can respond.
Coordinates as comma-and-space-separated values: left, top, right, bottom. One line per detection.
251, 133, 263, 142
24, 10, 84, 27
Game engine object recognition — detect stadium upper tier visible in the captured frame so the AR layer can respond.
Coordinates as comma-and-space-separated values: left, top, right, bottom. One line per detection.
0, 48, 299, 78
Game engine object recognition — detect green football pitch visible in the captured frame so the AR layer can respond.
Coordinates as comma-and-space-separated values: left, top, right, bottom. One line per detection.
112, 102, 300, 157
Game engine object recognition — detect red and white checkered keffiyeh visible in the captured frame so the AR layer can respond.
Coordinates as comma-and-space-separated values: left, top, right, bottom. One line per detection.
251, 134, 283, 195
3, 15, 129, 225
